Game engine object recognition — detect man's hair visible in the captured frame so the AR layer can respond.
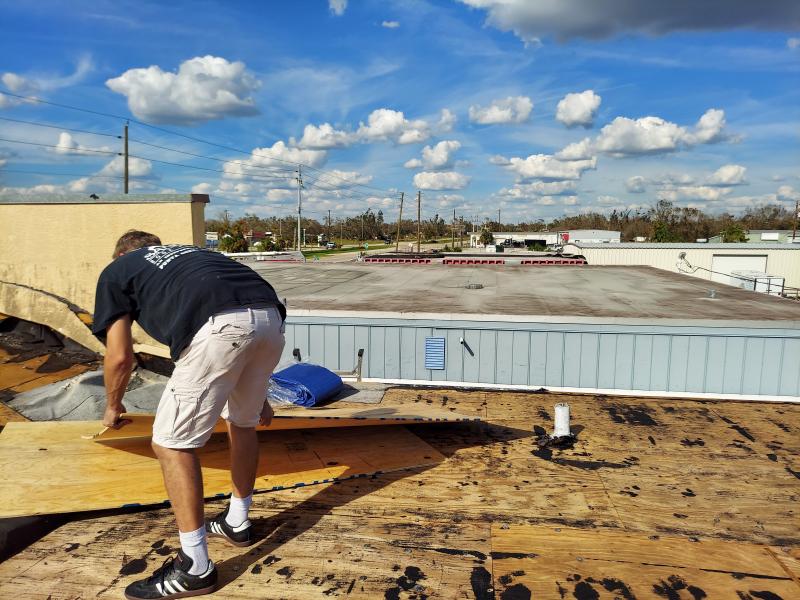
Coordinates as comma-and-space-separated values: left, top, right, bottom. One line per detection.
113, 230, 162, 258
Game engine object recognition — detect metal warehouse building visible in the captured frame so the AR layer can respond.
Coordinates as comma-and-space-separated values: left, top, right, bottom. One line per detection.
561, 242, 800, 290
256, 263, 800, 403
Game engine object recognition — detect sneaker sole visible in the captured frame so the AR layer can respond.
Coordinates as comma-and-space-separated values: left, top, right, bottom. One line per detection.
207, 530, 254, 548
124, 583, 216, 599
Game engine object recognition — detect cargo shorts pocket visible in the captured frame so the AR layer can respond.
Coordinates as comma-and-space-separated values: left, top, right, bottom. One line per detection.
210, 322, 254, 341
167, 385, 208, 440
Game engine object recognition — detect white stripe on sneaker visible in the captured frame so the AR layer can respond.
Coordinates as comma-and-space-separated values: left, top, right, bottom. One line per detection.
163, 580, 177, 595
172, 581, 187, 592
229, 519, 251, 533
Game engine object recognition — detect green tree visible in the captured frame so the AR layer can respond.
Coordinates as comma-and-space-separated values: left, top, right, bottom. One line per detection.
720, 222, 748, 243
652, 221, 679, 242
479, 229, 494, 246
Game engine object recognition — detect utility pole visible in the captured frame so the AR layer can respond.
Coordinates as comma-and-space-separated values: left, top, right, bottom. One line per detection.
459, 216, 463, 248
327, 209, 331, 243
416, 190, 421, 253
123, 123, 129, 194
360, 213, 364, 242
452, 208, 456, 249
793, 199, 799, 242
395, 192, 404, 254
296, 165, 303, 251
497, 208, 501, 230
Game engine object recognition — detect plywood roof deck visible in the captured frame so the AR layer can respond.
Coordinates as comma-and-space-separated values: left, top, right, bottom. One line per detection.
1, 388, 798, 598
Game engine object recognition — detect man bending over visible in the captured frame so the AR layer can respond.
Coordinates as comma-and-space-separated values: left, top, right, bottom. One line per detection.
92, 230, 286, 599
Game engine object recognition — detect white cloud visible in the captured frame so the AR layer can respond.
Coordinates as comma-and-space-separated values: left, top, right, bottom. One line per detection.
556, 90, 601, 128
554, 137, 594, 161
626, 176, 646, 193
706, 164, 747, 186
658, 185, 731, 203
436, 193, 465, 207
356, 108, 431, 144
1, 56, 93, 108
497, 181, 577, 200
777, 185, 800, 201
413, 171, 471, 190
594, 109, 730, 157
309, 169, 373, 190
788, 37, 800, 49
52, 132, 112, 156
382, 20, 400, 29
1, 72, 37, 94
329, 0, 347, 16
507, 154, 596, 181
192, 182, 213, 194
489, 155, 511, 166
228, 141, 327, 178
597, 195, 620, 205
267, 189, 295, 202
469, 96, 533, 125
456, 0, 800, 42
437, 108, 457, 132
294, 122, 353, 149
99, 155, 153, 178
106, 55, 261, 124
0, 158, 6, 168
405, 140, 461, 170
687, 108, 728, 144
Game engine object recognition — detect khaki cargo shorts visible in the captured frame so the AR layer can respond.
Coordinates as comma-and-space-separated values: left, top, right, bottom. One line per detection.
152, 306, 285, 449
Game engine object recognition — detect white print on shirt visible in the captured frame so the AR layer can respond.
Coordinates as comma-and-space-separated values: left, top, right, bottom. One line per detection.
143, 245, 199, 270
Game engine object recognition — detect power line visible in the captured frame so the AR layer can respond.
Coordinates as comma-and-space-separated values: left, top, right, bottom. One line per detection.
0, 167, 124, 180
0, 115, 120, 139
0, 136, 119, 156
128, 152, 297, 183
0, 88, 398, 196
129, 137, 296, 177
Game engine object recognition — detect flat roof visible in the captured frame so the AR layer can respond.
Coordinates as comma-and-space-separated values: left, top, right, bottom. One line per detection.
252, 263, 800, 324
0, 193, 209, 204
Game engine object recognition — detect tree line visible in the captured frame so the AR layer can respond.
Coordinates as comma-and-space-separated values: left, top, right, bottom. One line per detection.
206, 201, 798, 251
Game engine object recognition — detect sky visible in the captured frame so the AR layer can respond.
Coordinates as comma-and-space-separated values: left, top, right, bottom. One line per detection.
0, 0, 798, 224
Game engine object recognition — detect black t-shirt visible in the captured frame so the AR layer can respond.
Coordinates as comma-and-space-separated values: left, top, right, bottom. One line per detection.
91, 245, 285, 360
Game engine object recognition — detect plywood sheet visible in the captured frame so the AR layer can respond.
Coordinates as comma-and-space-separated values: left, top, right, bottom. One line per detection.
491, 523, 800, 599
0, 421, 444, 518
88, 405, 481, 441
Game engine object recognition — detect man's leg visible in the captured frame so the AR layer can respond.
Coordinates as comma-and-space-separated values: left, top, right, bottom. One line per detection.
224, 423, 258, 528
152, 443, 210, 575
152, 443, 205, 532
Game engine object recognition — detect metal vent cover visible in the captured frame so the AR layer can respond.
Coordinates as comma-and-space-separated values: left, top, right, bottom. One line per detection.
424, 337, 446, 370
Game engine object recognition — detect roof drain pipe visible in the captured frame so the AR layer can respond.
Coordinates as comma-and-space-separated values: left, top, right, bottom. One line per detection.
536, 402, 577, 450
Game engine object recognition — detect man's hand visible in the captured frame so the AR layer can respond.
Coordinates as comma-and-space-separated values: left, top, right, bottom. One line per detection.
103, 403, 131, 429
259, 400, 274, 427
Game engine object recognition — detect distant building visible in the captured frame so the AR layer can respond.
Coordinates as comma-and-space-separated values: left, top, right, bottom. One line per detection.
708, 230, 800, 244
561, 241, 800, 290
470, 229, 620, 248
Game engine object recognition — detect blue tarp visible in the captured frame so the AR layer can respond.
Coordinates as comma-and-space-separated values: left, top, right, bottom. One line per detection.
269, 363, 343, 407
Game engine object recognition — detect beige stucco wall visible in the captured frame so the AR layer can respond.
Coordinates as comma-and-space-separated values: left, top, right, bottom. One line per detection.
0, 194, 208, 356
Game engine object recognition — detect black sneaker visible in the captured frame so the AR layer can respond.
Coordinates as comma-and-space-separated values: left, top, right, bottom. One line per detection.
124, 549, 217, 599
206, 506, 254, 547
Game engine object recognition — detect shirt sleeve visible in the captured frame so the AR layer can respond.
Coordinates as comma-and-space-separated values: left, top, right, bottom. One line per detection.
91, 270, 135, 341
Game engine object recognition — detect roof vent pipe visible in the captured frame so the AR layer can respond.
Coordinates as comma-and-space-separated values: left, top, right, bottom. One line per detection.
552, 403, 571, 438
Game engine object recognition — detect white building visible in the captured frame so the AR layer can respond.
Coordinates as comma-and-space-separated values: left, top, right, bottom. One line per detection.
562, 242, 800, 292
470, 229, 620, 248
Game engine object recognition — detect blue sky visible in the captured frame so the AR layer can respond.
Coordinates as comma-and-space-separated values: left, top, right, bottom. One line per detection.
0, 0, 798, 224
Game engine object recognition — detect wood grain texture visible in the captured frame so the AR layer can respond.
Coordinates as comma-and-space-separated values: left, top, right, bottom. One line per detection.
87, 405, 482, 441
0, 421, 444, 518
1, 387, 798, 598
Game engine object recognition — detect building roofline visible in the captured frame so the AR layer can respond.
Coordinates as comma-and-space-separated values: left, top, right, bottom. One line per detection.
0, 193, 210, 205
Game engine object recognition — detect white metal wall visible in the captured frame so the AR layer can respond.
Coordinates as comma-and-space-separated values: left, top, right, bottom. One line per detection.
564, 244, 800, 288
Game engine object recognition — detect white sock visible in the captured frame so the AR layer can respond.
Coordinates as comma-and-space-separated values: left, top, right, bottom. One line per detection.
178, 526, 210, 576
225, 493, 252, 527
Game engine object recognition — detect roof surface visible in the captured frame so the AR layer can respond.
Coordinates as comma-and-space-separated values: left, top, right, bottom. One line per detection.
253, 263, 800, 324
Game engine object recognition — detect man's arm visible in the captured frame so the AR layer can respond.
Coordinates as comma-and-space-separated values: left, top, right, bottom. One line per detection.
102, 315, 134, 428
